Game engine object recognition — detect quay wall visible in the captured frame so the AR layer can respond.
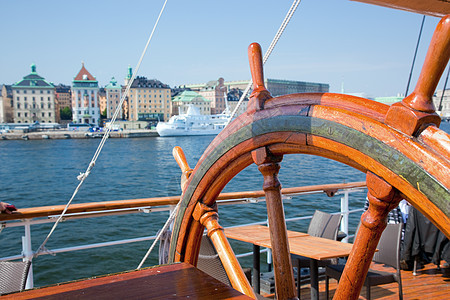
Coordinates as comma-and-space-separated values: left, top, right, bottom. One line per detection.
0, 130, 159, 140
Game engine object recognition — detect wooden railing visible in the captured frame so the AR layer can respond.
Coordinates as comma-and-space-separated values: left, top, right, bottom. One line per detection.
0, 181, 366, 221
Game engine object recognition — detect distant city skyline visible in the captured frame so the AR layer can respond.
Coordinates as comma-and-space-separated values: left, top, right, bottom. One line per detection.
0, 0, 446, 97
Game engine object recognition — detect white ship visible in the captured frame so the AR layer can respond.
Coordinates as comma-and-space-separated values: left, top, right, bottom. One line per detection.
156, 105, 231, 137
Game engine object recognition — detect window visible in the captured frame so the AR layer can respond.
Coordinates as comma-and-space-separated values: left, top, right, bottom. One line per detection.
32, 90, 35, 94
17, 112, 21, 117
48, 112, 51, 117
24, 90, 27, 94
16, 97, 19, 100
48, 103, 51, 109
24, 97, 27, 101
24, 103, 28, 109
17, 103, 20, 108
42, 112, 45, 117
40, 90, 43, 94
25, 112, 28, 117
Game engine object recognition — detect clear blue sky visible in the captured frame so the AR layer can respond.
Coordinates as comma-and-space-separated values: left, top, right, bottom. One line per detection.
0, 0, 446, 97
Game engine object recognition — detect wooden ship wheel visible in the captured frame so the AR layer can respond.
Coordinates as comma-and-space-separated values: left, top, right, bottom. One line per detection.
169, 15, 450, 300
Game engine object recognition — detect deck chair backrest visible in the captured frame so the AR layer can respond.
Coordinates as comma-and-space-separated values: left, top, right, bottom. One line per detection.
0, 260, 31, 295
196, 234, 231, 286
373, 223, 402, 269
307, 210, 342, 240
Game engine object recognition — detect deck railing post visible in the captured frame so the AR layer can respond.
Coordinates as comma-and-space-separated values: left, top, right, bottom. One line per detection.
340, 190, 349, 243
22, 220, 34, 289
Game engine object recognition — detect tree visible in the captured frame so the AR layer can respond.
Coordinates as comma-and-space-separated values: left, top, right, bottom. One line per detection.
101, 108, 107, 119
60, 107, 72, 120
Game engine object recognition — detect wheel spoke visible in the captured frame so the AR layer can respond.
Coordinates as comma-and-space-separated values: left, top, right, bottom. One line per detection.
253, 147, 297, 299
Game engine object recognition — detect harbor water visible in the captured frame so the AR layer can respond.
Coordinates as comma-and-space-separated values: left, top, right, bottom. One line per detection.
1, 122, 449, 287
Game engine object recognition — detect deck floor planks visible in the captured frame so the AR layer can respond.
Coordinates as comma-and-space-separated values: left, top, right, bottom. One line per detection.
292, 262, 449, 299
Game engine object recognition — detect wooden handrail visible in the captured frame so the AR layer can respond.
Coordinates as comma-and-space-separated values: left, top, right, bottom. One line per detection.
0, 181, 366, 221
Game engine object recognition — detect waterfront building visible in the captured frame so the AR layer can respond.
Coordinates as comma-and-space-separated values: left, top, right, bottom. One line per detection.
71, 63, 100, 125
126, 76, 171, 122
223, 78, 329, 96
227, 88, 248, 116
172, 90, 211, 115
196, 78, 228, 115
433, 89, 450, 119
98, 88, 107, 118
55, 84, 72, 109
183, 77, 329, 114
11, 64, 57, 124
105, 77, 123, 119
1, 85, 14, 123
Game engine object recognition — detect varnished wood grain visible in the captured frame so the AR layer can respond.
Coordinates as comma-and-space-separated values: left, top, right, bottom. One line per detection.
253, 148, 297, 300
1, 263, 252, 300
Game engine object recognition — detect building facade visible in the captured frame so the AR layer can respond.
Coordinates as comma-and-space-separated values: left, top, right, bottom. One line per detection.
1, 85, 14, 123
184, 77, 329, 115
125, 76, 171, 122
223, 78, 329, 97
55, 84, 72, 109
105, 77, 123, 119
11, 64, 57, 124
71, 63, 100, 125
227, 88, 248, 117
172, 90, 211, 115
196, 78, 228, 115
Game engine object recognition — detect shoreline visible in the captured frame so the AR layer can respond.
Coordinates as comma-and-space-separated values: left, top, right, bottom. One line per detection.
0, 129, 159, 140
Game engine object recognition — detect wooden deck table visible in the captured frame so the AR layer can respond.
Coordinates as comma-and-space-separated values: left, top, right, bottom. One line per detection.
225, 224, 353, 300
1, 262, 252, 300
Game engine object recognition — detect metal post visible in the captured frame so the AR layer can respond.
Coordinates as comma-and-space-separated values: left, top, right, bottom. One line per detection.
252, 244, 260, 293
340, 190, 349, 243
22, 220, 34, 289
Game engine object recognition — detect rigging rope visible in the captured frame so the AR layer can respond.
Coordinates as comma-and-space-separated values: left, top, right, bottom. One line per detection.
405, 15, 426, 97
34, 0, 169, 258
136, 0, 302, 269
226, 0, 301, 124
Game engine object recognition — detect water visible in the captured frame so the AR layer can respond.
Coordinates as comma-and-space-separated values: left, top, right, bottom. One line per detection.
1, 122, 449, 287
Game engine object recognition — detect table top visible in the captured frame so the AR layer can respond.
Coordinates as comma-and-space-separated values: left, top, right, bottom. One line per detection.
2, 262, 252, 300
226, 224, 353, 261
225, 224, 309, 246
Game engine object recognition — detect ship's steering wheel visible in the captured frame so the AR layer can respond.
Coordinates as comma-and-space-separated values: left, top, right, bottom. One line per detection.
169, 16, 450, 300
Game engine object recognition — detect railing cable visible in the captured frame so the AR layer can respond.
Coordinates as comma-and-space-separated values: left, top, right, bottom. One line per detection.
34, 0, 169, 258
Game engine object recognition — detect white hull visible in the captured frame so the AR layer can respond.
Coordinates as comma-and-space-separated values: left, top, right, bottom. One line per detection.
156, 126, 222, 137
156, 104, 230, 137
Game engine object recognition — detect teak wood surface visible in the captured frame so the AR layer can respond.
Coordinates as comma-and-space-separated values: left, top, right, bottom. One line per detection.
1, 263, 252, 300
225, 225, 353, 261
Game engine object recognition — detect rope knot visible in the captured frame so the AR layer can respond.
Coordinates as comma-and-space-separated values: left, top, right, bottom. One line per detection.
77, 162, 96, 181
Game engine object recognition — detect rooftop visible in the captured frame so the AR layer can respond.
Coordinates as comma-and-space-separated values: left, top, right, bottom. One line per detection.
73, 62, 97, 82
12, 64, 54, 89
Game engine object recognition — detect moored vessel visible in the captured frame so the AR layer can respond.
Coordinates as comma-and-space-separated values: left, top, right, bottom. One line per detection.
156, 104, 230, 137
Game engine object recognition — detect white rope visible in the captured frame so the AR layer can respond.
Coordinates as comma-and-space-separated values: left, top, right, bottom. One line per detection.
226, 0, 301, 124
136, 201, 179, 269
34, 0, 169, 258
135, 0, 302, 268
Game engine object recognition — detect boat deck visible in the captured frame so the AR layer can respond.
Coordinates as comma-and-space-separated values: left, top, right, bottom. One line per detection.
290, 262, 449, 299
260, 262, 449, 299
